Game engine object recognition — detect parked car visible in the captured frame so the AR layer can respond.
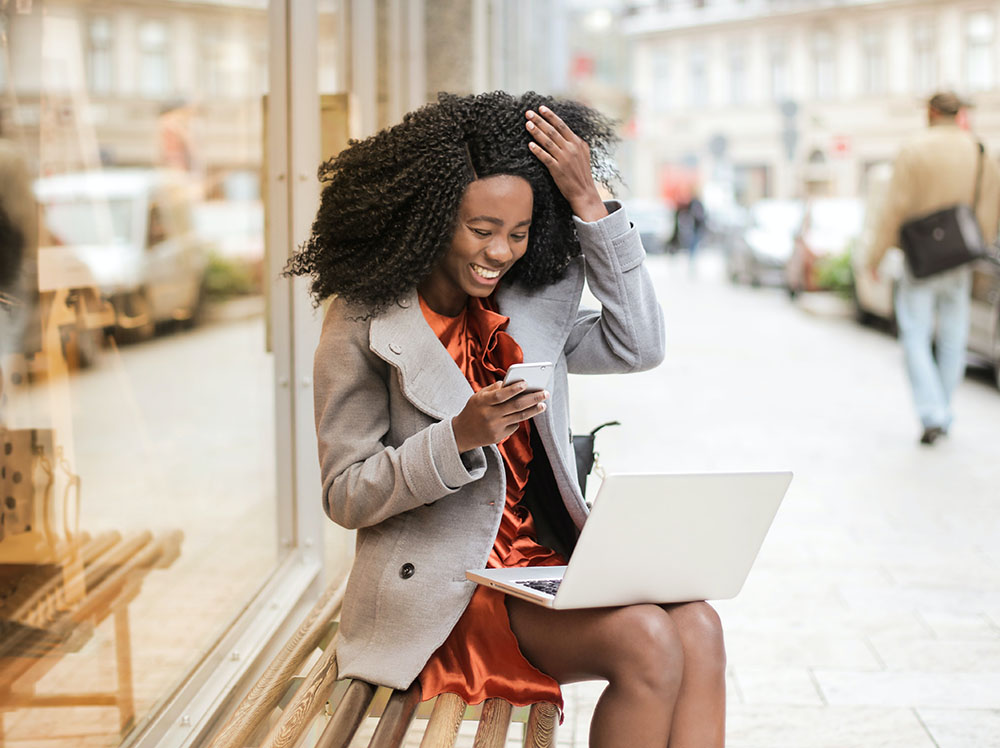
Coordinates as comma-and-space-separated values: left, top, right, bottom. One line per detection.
851, 163, 902, 330
621, 198, 675, 254
785, 197, 864, 295
967, 257, 1000, 388
35, 169, 209, 350
726, 199, 804, 287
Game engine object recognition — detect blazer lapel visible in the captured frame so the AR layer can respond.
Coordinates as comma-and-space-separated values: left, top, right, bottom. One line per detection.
496, 258, 584, 364
369, 289, 473, 420
370, 259, 584, 423
495, 260, 585, 446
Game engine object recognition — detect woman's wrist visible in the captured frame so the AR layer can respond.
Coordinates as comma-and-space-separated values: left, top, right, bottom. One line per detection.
571, 194, 609, 223
452, 416, 473, 454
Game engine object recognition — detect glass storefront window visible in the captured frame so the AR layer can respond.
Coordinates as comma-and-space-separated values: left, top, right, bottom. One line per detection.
966, 11, 996, 93
1, 2, 280, 746
88, 16, 114, 96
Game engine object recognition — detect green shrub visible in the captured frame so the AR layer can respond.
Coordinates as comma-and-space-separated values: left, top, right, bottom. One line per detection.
815, 248, 854, 298
203, 253, 258, 298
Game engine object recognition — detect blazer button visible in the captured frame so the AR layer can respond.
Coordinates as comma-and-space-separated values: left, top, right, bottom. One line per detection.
399, 562, 415, 579
389, 343, 402, 354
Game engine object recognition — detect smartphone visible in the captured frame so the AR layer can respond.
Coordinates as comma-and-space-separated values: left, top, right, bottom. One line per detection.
502, 361, 553, 392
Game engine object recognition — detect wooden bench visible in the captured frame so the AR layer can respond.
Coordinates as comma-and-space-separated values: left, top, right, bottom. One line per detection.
207, 576, 560, 748
0, 529, 183, 740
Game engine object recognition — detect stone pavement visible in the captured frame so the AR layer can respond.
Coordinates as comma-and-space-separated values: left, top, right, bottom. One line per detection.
557, 251, 1000, 747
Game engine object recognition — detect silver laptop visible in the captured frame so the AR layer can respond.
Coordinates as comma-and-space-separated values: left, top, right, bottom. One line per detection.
466, 471, 791, 609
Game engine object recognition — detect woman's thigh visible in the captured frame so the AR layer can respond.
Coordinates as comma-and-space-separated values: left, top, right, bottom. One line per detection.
506, 598, 683, 686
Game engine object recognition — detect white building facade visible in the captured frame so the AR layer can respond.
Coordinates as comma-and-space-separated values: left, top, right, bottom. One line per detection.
623, 0, 1000, 204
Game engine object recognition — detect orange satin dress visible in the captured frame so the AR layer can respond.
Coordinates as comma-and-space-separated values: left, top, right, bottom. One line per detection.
417, 294, 566, 711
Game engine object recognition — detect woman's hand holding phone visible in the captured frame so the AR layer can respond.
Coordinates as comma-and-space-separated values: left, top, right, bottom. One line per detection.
452, 380, 549, 453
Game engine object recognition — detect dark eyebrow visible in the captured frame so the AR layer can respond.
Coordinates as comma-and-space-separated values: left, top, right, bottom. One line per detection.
467, 215, 532, 228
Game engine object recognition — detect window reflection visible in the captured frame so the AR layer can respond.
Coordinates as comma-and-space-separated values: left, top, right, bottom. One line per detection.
1, 2, 276, 746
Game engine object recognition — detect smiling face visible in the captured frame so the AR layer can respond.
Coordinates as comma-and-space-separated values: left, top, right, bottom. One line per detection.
418, 174, 533, 316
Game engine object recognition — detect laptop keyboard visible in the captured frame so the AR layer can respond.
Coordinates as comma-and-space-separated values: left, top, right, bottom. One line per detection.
516, 579, 562, 596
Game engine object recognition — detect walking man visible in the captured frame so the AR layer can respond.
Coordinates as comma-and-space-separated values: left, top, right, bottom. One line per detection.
869, 92, 1000, 445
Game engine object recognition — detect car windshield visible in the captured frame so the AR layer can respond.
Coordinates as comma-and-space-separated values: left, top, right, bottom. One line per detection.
42, 198, 133, 246
808, 200, 863, 237
752, 202, 802, 231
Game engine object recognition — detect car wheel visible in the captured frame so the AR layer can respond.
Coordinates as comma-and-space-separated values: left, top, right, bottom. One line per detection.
993, 317, 1000, 391
180, 280, 206, 330
113, 290, 156, 344
853, 301, 871, 326
60, 325, 102, 370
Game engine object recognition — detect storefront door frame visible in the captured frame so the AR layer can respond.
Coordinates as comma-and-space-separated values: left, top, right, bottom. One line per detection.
132, 1, 325, 746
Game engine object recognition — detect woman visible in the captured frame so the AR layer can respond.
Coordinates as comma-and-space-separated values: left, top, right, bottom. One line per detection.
286, 91, 726, 747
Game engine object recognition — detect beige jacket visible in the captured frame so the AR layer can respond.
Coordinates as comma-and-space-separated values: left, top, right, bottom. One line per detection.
869, 122, 1000, 272
313, 203, 665, 689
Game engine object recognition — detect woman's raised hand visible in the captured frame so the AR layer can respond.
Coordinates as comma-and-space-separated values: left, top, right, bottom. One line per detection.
526, 106, 608, 223
452, 381, 549, 453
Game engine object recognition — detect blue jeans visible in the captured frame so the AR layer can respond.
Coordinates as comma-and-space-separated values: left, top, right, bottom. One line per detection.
894, 266, 972, 430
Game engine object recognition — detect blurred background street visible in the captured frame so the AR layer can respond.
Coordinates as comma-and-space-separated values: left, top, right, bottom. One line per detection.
563, 248, 1000, 748
3, 0, 1000, 745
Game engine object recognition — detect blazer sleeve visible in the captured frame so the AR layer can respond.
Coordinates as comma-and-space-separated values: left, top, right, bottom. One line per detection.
564, 201, 666, 374
313, 302, 486, 530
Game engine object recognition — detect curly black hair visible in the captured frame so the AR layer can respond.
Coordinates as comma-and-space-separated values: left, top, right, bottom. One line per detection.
284, 91, 619, 312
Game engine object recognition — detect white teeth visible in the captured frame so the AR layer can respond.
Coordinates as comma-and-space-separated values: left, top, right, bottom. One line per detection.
471, 264, 500, 279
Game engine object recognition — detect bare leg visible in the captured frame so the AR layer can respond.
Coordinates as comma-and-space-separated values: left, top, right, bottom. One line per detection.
662, 602, 727, 748
507, 600, 684, 747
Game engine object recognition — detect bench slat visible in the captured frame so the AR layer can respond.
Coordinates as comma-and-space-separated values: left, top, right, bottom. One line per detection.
207, 575, 348, 748
472, 698, 512, 748
259, 636, 341, 748
367, 683, 422, 748
419, 692, 467, 748
524, 702, 558, 748
315, 679, 378, 748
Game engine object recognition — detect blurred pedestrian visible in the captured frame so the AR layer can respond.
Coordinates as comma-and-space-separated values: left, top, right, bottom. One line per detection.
868, 91, 1000, 445
675, 192, 707, 274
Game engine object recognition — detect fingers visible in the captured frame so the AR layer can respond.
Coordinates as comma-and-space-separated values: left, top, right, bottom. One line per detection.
508, 400, 547, 424
525, 106, 575, 147
525, 110, 567, 157
500, 390, 549, 419
537, 105, 575, 139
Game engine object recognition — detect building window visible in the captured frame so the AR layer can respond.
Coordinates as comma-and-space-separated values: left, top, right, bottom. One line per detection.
729, 46, 747, 106
860, 26, 885, 96
769, 41, 790, 102
689, 47, 707, 108
649, 47, 672, 112
966, 11, 995, 92
812, 29, 836, 100
139, 19, 170, 98
201, 31, 223, 97
87, 16, 114, 95
0, 15, 7, 90
913, 18, 937, 94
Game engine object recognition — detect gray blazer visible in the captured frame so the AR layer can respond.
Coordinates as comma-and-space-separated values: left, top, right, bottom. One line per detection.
313, 202, 665, 689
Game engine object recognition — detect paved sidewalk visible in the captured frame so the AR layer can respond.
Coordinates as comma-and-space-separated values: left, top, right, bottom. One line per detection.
557, 252, 1000, 748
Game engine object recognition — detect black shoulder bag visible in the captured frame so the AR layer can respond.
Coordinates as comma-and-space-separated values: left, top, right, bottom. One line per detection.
572, 421, 619, 495
898, 143, 987, 279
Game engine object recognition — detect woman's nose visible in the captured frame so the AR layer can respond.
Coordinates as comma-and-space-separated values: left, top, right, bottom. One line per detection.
485, 240, 512, 263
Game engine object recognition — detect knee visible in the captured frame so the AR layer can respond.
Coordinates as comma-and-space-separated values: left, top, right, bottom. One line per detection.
674, 601, 727, 674
606, 605, 684, 694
